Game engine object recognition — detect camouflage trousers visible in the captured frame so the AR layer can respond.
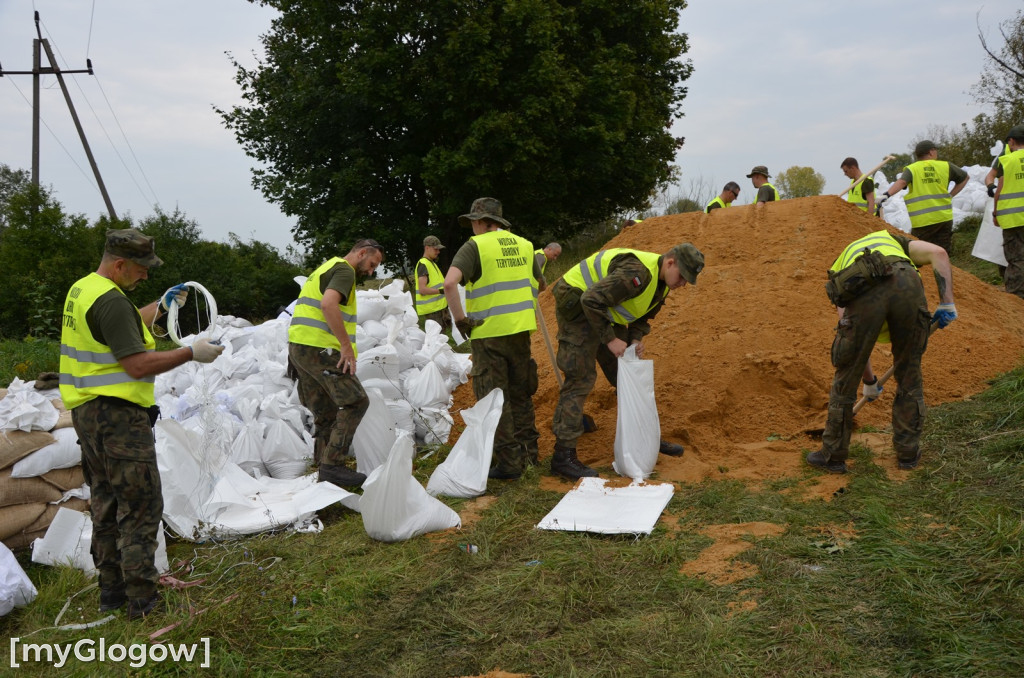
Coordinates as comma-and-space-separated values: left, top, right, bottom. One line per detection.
418, 308, 452, 333
1003, 226, 1024, 299
288, 343, 369, 466
73, 397, 162, 601
470, 331, 539, 474
550, 281, 627, 447
911, 220, 952, 255
822, 262, 932, 463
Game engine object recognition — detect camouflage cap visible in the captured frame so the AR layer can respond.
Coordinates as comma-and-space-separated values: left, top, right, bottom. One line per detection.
458, 197, 511, 229
914, 140, 937, 157
104, 228, 163, 268
671, 243, 705, 285
423, 235, 445, 249
745, 165, 770, 178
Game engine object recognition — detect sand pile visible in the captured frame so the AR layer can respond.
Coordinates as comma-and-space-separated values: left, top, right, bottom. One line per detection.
454, 196, 1024, 486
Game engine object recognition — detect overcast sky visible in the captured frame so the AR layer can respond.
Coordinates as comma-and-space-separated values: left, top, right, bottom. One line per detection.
0, 1, 1017, 253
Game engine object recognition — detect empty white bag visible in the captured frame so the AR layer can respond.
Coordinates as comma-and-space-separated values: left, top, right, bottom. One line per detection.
352, 388, 399, 476
0, 541, 36, 616
361, 431, 461, 542
613, 345, 660, 479
427, 388, 504, 498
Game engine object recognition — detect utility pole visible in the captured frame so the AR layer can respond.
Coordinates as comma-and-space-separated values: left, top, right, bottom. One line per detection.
0, 11, 118, 220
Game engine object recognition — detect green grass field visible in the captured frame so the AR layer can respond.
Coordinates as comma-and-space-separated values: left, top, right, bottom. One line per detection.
2, 222, 1022, 677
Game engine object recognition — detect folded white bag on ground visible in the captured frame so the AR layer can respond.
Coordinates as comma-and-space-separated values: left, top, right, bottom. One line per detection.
0, 541, 36, 616
361, 431, 460, 542
613, 345, 660, 480
427, 388, 504, 498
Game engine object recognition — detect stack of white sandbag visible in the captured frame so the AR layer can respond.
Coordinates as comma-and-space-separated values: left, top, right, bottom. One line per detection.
0, 380, 89, 551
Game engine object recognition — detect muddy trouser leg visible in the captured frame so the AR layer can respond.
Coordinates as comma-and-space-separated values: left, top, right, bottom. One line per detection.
472, 336, 522, 474
1004, 226, 1024, 299
506, 332, 540, 464
551, 312, 601, 448
886, 266, 931, 461
75, 400, 162, 601
821, 282, 891, 462
289, 343, 335, 465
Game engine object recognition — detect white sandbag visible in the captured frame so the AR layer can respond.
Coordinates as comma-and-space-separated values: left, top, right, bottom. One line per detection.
259, 391, 307, 440
613, 345, 660, 480
11, 428, 81, 478
352, 389, 399, 476
414, 407, 453, 445
0, 388, 59, 432
261, 419, 313, 480
356, 292, 388, 324
31, 507, 168, 576
361, 319, 389, 341
360, 377, 403, 401
0, 541, 36, 616
360, 432, 461, 542
357, 344, 400, 383
402, 326, 427, 353
355, 331, 379, 353
386, 399, 416, 435
405, 362, 450, 409
229, 399, 267, 478
972, 196, 1009, 266
427, 388, 504, 498
377, 278, 407, 297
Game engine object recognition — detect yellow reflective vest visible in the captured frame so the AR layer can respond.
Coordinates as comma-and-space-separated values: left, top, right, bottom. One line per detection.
465, 230, 537, 339
289, 257, 359, 357
846, 175, 874, 211
59, 273, 156, 409
705, 196, 728, 212
534, 249, 548, 276
563, 248, 667, 325
996, 149, 1024, 230
759, 183, 780, 203
904, 160, 953, 229
415, 257, 447, 315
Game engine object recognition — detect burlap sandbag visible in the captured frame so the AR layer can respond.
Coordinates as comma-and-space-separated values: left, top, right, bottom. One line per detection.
39, 466, 85, 492
0, 430, 56, 470
3, 527, 47, 551
0, 503, 48, 540
53, 410, 74, 430
0, 469, 64, 507
0, 499, 89, 551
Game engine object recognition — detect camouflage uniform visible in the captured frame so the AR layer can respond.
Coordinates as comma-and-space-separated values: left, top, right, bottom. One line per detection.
74, 397, 162, 602
287, 342, 369, 466
550, 254, 666, 448
822, 261, 932, 464
471, 333, 540, 472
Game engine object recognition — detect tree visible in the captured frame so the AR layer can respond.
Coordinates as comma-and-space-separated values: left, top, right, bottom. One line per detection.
221, 0, 691, 266
774, 166, 825, 199
973, 10, 1024, 110
879, 153, 912, 183
0, 165, 31, 234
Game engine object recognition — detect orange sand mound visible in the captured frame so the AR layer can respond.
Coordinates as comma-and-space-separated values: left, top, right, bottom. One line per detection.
453, 196, 1024, 486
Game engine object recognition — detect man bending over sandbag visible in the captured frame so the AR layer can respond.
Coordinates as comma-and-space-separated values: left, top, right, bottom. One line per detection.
549, 243, 705, 480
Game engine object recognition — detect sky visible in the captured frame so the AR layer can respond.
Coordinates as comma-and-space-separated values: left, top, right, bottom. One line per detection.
0, 1, 1018, 253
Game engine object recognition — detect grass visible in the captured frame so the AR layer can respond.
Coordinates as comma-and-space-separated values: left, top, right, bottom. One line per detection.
3, 222, 1023, 676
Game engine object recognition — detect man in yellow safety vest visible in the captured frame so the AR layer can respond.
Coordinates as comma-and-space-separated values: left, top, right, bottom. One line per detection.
415, 235, 450, 332
993, 124, 1024, 299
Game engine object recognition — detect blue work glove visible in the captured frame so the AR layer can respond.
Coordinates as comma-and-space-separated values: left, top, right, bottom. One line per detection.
160, 283, 189, 311
862, 377, 882, 402
932, 303, 958, 329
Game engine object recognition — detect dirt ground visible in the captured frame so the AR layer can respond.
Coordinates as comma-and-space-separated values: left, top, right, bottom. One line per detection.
451, 195, 1024, 499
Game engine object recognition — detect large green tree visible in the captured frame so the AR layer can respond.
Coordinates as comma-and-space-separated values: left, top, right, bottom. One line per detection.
774, 166, 825, 199
222, 0, 691, 265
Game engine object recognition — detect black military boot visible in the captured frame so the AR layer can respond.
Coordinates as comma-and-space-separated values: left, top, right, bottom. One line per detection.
550, 445, 599, 481
805, 450, 847, 474
125, 592, 163, 620
318, 463, 367, 488
659, 440, 685, 457
99, 588, 126, 612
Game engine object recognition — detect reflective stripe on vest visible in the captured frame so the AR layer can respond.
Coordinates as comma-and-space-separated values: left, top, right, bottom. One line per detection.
705, 196, 727, 212
58, 272, 156, 409
830, 231, 914, 273
288, 257, 359, 357
904, 160, 952, 228
996, 149, 1024, 230
846, 176, 874, 211
465, 230, 537, 339
562, 248, 666, 324
415, 257, 447, 315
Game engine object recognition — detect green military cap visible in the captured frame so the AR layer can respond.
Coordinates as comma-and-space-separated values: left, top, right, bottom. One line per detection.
105, 228, 163, 268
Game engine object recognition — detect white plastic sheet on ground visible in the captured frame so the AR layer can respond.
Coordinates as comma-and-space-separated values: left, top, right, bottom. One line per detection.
361, 431, 461, 542
0, 541, 36, 616
427, 388, 504, 498
31, 507, 169, 576
972, 196, 1008, 266
536, 477, 675, 535
613, 345, 660, 480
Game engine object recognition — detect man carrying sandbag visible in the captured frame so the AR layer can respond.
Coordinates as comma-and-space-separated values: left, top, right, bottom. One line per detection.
59, 229, 224, 619
288, 239, 384, 488
549, 243, 705, 480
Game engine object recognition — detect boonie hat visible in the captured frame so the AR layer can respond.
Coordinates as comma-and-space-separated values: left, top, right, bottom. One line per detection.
745, 165, 770, 178
671, 243, 705, 285
458, 197, 511, 229
423, 235, 445, 249
914, 140, 937, 157
105, 228, 163, 269
1006, 125, 1024, 142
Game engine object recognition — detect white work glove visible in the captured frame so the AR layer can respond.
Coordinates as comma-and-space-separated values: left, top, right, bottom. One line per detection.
160, 283, 189, 311
190, 338, 224, 363
862, 376, 882, 402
